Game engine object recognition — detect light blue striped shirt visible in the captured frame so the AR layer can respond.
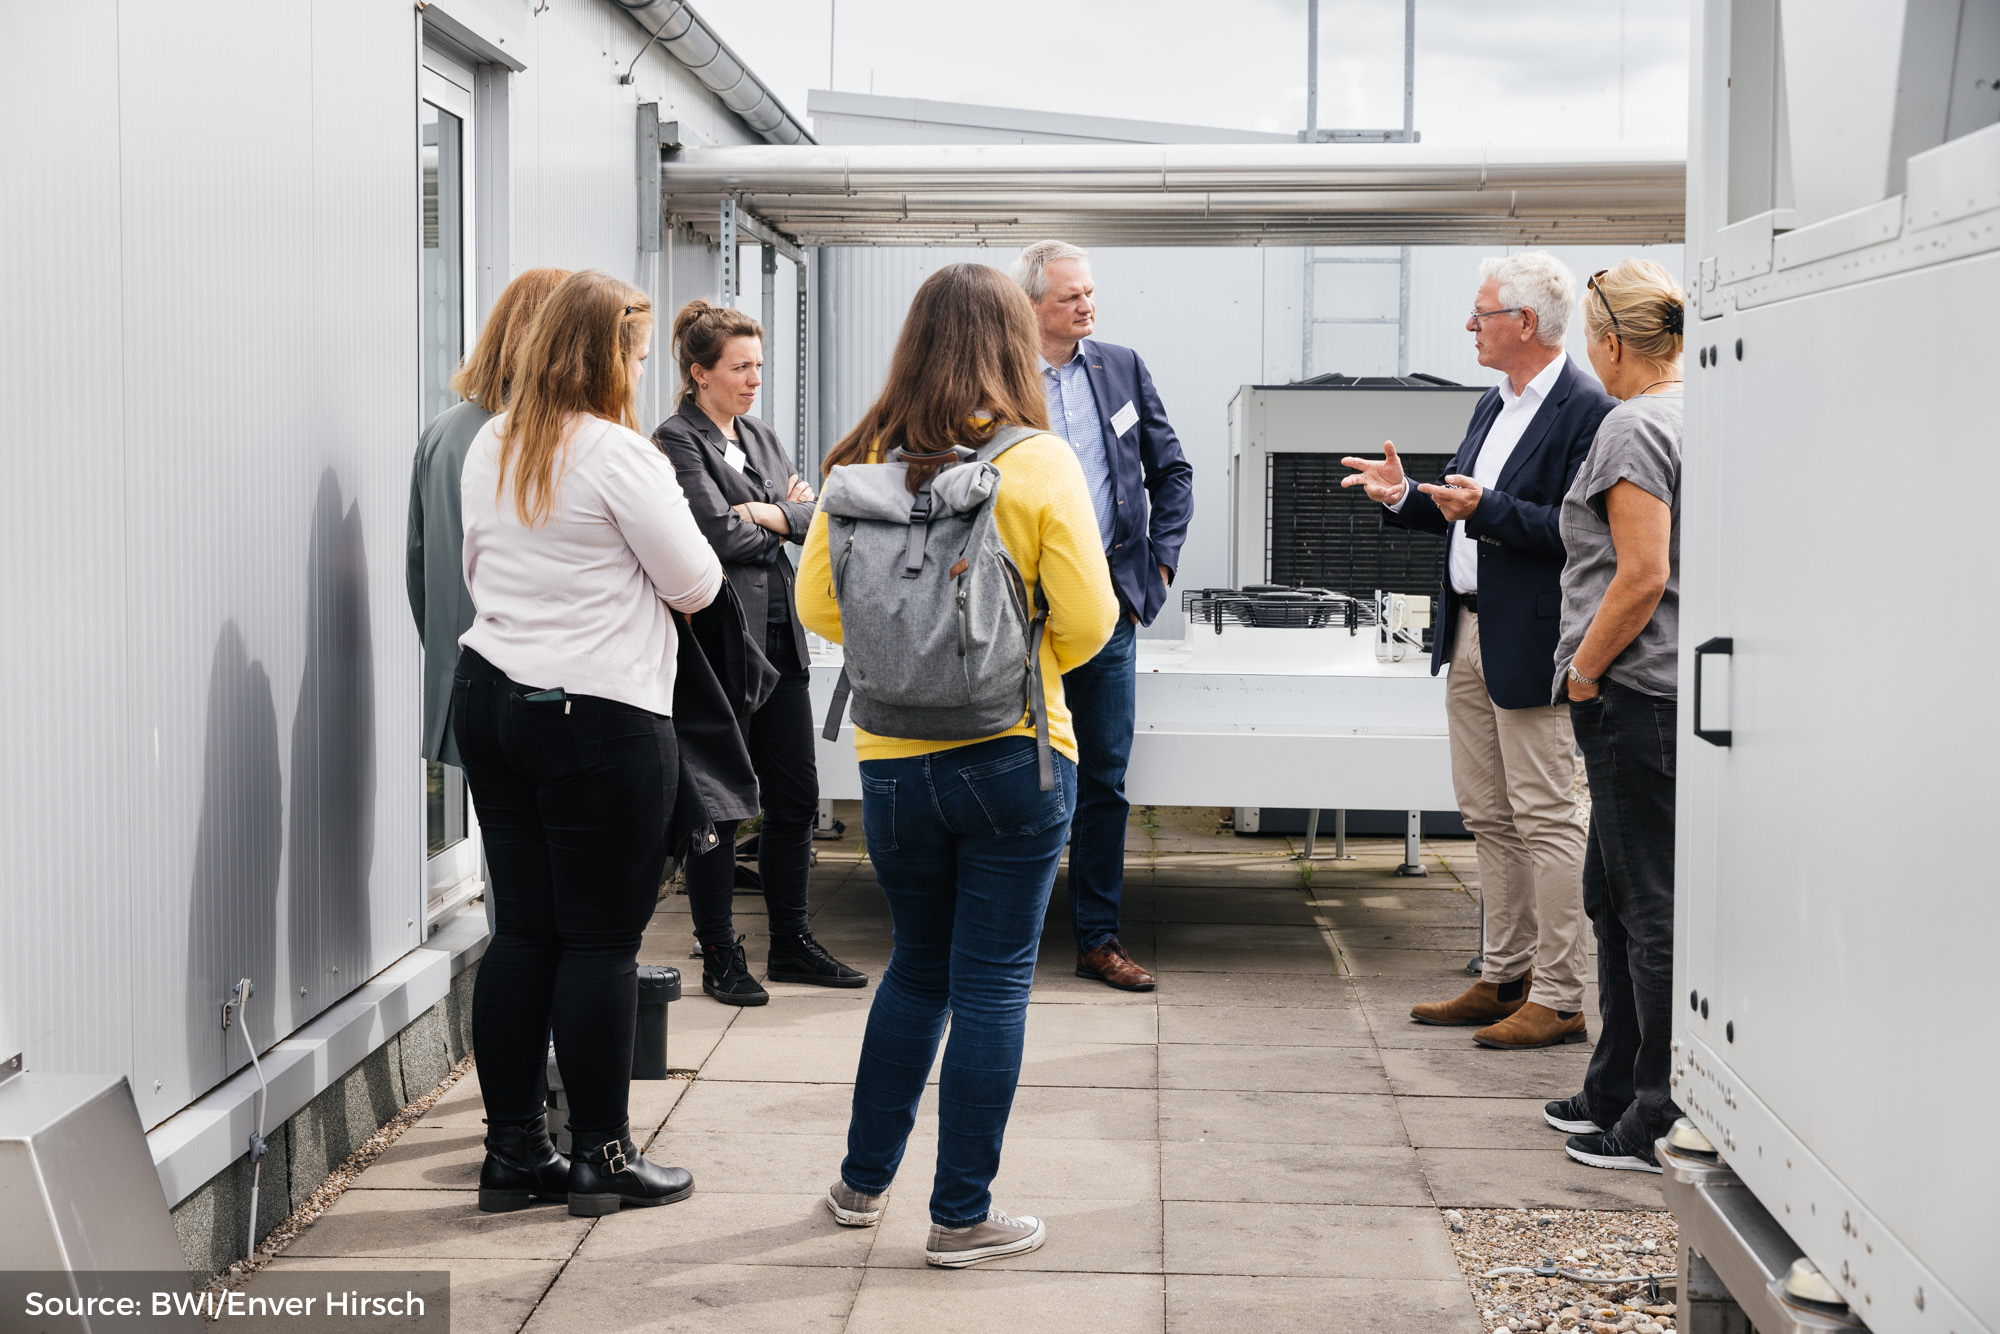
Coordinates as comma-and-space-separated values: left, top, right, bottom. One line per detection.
1039, 347, 1116, 547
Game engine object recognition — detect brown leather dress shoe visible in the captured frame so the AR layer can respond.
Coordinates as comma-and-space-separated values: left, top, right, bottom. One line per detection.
1473, 1001, 1587, 1049
1076, 939, 1156, 992
1409, 969, 1533, 1026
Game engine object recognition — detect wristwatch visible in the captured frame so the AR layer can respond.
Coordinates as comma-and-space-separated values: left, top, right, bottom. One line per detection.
1567, 665, 1599, 689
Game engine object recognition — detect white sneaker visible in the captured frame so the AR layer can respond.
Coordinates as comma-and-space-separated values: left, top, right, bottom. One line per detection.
825, 1180, 885, 1227
924, 1208, 1046, 1268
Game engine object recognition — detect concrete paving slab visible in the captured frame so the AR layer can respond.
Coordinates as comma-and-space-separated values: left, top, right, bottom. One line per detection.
902, 1132, 1162, 1201
284, 1188, 590, 1260
1340, 947, 1507, 980
1157, 1089, 1409, 1146
949, 1084, 1160, 1141
727, 995, 876, 1039
1018, 1041, 1159, 1089
575, 1191, 875, 1268
846, 1268, 1164, 1334
1026, 1002, 1159, 1045
1155, 924, 1340, 975
1157, 1002, 1373, 1047
866, 1195, 1163, 1272
1333, 926, 1484, 952
524, 1259, 863, 1334
668, 1078, 855, 1134
255, 1257, 559, 1334
347, 1123, 484, 1190
698, 1033, 870, 1084
1151, 972, 1358, 1009
1027, 970, 1167, 1004
1379, 1048, 1594, 1099
1416, 1147, 1668, 1210
1159, 1141, 1432, 1206
1397, 1096, 1574, 1149
1159, 1043, 1390, 1095
645, 1131, 850, 1194
1165, 1275, 1480, 1334
1161, 1202, 1460, 1278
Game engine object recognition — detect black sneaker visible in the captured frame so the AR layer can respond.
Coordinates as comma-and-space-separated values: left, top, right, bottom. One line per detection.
767, 930, 868, 988
1544, 1095, 1603, 1135
701, 935, 769, 1006
1565, 1127, 1663, 1174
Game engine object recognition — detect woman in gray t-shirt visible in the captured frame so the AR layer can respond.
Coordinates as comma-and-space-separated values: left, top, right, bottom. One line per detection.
1543, 259, 1688, 1179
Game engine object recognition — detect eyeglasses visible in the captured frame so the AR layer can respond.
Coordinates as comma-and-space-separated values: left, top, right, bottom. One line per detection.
1587, 271, 1623, 338
1469, 305, 1526, 329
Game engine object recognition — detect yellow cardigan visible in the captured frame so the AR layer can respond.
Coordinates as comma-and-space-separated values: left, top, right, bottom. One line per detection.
795, 433, 1118, 764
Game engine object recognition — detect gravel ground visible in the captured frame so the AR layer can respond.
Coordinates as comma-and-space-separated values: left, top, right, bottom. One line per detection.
1444, 1208, 1679, 1334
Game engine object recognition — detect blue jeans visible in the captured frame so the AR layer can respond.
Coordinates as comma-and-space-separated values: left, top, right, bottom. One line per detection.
841, 735, 1078, 1226
1060, 616, 1137, 951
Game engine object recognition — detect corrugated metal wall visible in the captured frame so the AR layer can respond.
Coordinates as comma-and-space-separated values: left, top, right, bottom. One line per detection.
0, 0, 746, 1133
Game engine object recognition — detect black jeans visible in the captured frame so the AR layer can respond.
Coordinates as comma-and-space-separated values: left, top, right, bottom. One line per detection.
685, 621, 818, 951
453, 648, 678, 1134
1572, 676, 1683, 1151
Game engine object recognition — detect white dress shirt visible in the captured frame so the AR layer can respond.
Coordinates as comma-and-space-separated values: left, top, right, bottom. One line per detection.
1390, 351, 1567, 595
459, 412, 724, 715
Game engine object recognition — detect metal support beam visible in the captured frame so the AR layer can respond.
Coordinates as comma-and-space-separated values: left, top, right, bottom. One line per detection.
1395, 810, 1427, 876
719, 197, 738, 306
795, 255, 809, 475
637, 104, 662, 253
1398, 244, 1411, 376
760, 243, 776, 419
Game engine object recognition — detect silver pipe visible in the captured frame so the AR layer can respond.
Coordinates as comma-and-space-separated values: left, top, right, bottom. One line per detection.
613, 1, 814, 146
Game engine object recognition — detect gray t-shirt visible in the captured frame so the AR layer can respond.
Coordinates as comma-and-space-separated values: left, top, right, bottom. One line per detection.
1554, 391, 1682, 701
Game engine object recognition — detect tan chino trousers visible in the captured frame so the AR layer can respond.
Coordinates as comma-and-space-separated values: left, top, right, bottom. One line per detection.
1445, 608, 1590, 1012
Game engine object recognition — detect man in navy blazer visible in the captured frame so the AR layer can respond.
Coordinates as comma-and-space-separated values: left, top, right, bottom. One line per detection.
1344, 253, 1614, 1050
1012, 241, 1194, 992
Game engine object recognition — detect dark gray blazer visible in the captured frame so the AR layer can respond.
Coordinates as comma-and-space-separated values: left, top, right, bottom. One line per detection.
652, 403, 813, 670
406, 399, 492, 765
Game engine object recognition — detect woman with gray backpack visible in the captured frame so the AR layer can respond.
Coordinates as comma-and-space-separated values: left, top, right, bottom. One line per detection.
796, 262, 1117, 1267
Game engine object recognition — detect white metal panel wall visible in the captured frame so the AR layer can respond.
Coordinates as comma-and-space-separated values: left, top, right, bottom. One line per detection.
0, 0, 764, 1135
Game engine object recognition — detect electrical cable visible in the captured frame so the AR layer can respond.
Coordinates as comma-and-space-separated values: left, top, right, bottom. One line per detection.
233, 979, 270, 1265
614, 0, 684, 86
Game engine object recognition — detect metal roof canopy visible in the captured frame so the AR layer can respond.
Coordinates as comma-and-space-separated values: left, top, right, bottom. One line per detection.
662, 142, 1686, 248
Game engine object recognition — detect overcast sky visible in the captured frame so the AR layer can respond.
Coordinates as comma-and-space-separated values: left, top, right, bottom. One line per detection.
713, 0, 1690, 145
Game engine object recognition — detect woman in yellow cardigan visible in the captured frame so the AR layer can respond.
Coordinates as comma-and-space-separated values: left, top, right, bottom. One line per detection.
795, 263, 1116, 1268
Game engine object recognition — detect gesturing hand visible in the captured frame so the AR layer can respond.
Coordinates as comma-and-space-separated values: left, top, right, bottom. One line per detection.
1340, 441, 1409, 504
1419, 474, 1483, 522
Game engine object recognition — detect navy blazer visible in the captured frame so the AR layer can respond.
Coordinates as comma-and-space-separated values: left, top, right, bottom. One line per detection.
1075, 337, 1195, 626
1384, 356, 1615, 709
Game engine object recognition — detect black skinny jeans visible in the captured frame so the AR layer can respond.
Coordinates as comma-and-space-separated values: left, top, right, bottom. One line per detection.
1573, 676, 1684, 1150
453, 648, 677, 1134
686, 621, 818, 951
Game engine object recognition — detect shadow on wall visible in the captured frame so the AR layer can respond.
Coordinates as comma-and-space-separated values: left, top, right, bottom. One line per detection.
184, 621, 283, 1089
287, 470, 376, 1020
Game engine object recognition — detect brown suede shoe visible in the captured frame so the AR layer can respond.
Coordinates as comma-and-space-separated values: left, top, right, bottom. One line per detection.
1076, 939, 1156, 992
1409, 969, 1533, 1026
1473, 1001, 1588, 1049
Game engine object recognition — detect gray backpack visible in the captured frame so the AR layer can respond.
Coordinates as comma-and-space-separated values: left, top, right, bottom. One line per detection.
817, 424, 1056, 790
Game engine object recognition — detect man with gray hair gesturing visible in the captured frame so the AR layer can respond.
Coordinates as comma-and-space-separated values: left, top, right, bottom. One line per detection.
1342, 252, 1614, 1049
1010, 240, 1194, 992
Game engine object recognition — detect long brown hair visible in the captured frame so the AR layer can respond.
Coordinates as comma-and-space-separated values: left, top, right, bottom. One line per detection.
672, 298, 763, 407
450, 267, 571, 411
497, 271, 653, 526
822, 263, 1049, 493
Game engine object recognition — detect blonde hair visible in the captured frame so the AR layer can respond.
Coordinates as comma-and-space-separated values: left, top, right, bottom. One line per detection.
1582, 259, 1686, 363
671, 299, 763, 408
496, 271, 654, 526
450, 267, 571, 411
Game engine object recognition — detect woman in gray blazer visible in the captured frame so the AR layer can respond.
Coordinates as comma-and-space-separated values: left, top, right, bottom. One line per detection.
654, 299, 866, 1004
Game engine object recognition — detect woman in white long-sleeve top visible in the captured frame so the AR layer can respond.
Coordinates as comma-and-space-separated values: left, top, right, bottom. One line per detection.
454, 271, 723, 1218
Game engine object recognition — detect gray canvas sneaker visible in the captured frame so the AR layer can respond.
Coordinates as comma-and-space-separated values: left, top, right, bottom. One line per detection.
924, 1209, 1046, 1268
824, 1180, 886, 1227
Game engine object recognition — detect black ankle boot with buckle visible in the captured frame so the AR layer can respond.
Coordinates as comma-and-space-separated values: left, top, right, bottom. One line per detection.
701, 934, 770, 1006
477, 1117, 570, 1213
566, 1122, 695, 1216
767, 929, 869, 988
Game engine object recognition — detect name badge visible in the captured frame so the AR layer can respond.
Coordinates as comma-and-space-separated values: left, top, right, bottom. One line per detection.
1109, 400, 1139, 437
722, 442, 748, 473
